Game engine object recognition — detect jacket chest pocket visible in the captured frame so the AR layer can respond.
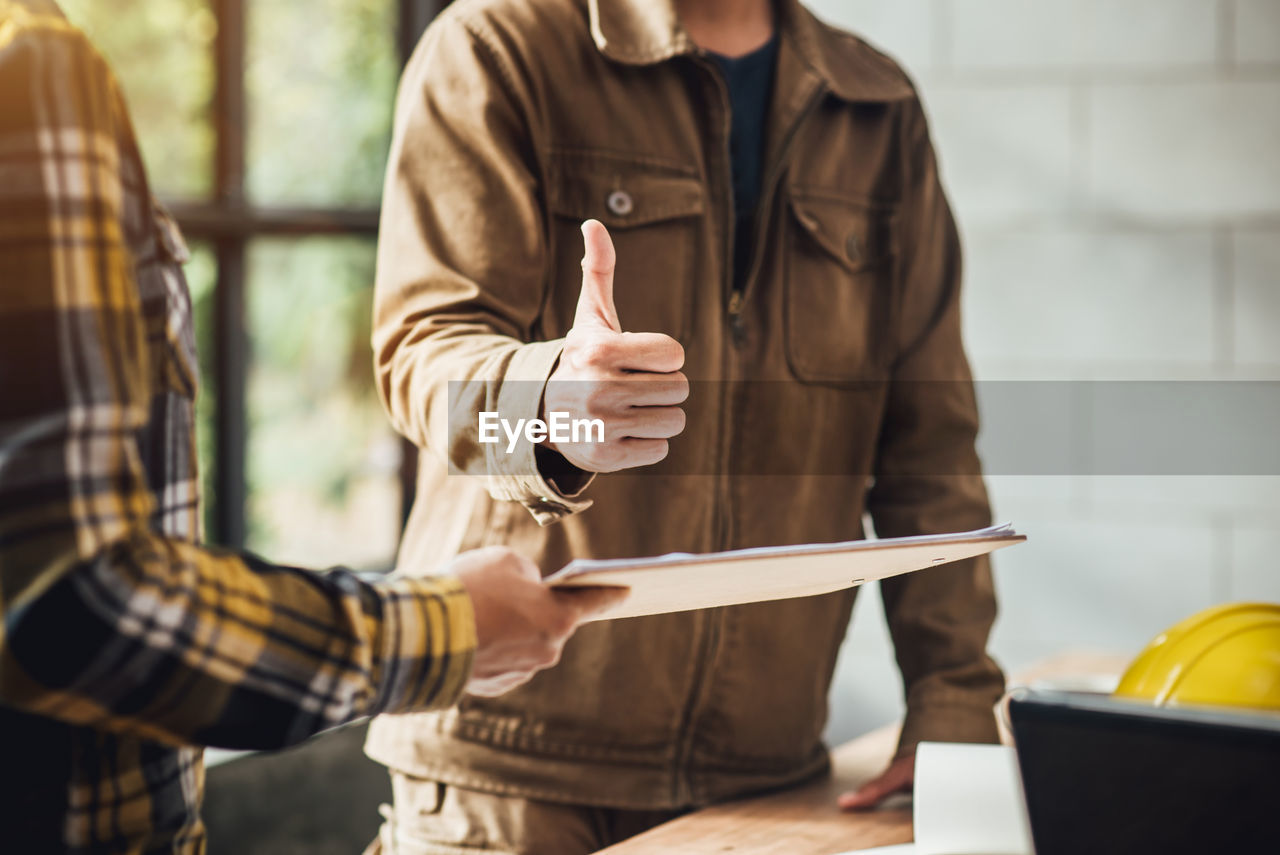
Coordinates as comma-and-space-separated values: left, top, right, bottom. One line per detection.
784, 187, 897, 383
545, 158, 705, 341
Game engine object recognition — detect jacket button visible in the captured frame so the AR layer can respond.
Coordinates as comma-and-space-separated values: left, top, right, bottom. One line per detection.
607, 190, 634, 216
846, 233, 863, 264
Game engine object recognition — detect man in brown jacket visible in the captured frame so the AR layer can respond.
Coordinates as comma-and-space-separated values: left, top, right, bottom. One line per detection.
366, 0, 1005, 851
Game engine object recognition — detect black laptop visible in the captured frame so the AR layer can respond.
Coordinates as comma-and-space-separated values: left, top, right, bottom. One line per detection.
1007, 689, 1280, 855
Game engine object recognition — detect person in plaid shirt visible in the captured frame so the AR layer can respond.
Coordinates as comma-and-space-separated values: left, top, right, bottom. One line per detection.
0, 2, 624, 851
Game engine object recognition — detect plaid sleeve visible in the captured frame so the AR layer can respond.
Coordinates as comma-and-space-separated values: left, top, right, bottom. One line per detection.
0, 7, 475, 750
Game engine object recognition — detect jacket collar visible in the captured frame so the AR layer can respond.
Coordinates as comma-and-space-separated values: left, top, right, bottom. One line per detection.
588, 0, 913, 102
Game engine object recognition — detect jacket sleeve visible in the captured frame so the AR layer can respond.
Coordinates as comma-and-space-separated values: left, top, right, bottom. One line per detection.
372, 12, 592, 526
0, 18, 475, 750
866, 95, 1006, 758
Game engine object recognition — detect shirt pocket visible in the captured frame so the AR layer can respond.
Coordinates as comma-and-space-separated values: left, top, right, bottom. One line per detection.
784, 186, 897, 384
545, 153, 705, 342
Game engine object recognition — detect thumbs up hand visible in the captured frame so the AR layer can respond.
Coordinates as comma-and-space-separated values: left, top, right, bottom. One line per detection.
541, 220, 689, 473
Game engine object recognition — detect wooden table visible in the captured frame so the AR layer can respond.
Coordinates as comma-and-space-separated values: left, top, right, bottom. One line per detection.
597, 652, 1129, 855
597, 724, 908, 855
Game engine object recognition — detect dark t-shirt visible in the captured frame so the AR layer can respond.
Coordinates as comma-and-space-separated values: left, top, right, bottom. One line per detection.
709, 33, 780, 292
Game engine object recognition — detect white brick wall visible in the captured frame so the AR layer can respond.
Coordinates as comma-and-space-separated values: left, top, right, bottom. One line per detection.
819, 0, 1280, 745
1236, 0, 1280, 65
927, 86, 1076, 224
1085, 0, 1220, 68
806, 0, 937, 71
948, 1, 1084, 70
963, 229, 1216, 365
1234, 228, 1280, 364
1231, 525, 1280, 599
948, 0, 1220, 70
990, 517, 1218, 647
1089, 82, 1280, 219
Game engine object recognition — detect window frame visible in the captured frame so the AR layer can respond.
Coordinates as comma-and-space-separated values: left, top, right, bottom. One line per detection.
179, 0, 449, 549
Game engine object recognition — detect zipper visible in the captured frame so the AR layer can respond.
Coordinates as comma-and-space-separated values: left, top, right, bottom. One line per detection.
669, 59, 827, 809
701, 55, 736, 554
719, 75, 825, 550
669, 53, 735, 808
727, 289, 745, 344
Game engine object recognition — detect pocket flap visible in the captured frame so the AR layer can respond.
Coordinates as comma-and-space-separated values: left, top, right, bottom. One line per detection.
789, 188, 895, 273
549, 157, 705, 228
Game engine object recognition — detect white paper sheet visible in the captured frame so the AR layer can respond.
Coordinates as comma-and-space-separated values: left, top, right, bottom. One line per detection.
912, 743, 1034, 855
545, 524, 1025, 621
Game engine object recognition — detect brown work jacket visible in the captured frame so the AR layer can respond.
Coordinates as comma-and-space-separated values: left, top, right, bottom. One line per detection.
366, 0, 1005, 809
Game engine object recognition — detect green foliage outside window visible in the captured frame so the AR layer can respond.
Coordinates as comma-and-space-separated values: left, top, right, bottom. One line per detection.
248, 0, 397, 206
59, 0, 215, 201
246, 238, 400, 569
58, 1, 406, 570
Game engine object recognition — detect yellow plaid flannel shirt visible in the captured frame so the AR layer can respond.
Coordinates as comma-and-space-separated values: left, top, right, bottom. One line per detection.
0, 4, 476, 851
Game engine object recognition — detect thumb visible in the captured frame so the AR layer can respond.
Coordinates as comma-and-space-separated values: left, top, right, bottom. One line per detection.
509, 553, 542, 583
574, 219, 621, 332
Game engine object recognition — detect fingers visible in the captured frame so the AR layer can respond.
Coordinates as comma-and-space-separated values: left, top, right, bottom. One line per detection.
548, 221, 688, 473
459, 546, 541, 582
837, 756, 915, 811
467, 671, 536, 697
574, 220, 621, 333
837, 783, 891, 811
579, 438, 670, 473
613, 333, 684, 374
465, 585, 621, 699
570, 373, 689, 413
543, 373, 687, 445
608, 407, 685, 441
567, 330, 685, 376
623, 372, 690, 407
545, 437, 670, 474
616, 438, 670, 469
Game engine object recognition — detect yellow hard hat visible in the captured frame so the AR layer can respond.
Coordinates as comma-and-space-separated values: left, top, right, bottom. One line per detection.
1114, 602, 1280, 712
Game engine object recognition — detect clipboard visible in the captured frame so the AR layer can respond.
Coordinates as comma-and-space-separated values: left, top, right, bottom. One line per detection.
545, 523, 1026, 621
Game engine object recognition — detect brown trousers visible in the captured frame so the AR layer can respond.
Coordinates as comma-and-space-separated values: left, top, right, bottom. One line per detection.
363, 772, 686, 855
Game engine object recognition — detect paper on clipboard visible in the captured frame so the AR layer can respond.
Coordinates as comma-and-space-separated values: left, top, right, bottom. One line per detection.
545, 523, 1025, 621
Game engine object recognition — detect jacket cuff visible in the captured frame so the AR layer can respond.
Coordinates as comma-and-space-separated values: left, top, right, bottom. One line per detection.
485, 339, 595, 526
895, 695, 1002, 759
370, 576, 476, 715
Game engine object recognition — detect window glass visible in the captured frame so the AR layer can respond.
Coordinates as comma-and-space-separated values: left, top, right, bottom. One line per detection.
245, 237, 401, 570
58, 0, 216, 200
184, 242, 219, 541
57, 1, 406, 560
246, 0, 397, 206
